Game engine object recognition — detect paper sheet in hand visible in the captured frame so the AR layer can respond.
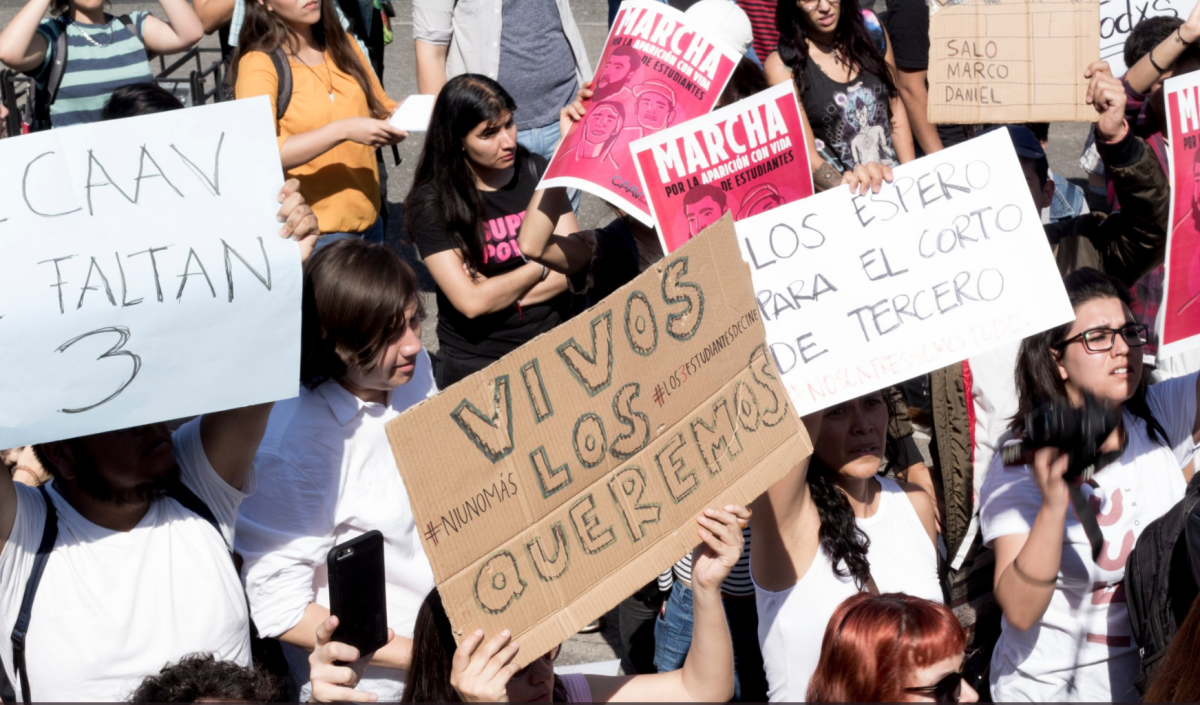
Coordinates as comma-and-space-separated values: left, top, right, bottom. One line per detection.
736, 129, 1073, 414
390, 95, 436, 132
0, 97, 301, 448
386, 217, 809, 667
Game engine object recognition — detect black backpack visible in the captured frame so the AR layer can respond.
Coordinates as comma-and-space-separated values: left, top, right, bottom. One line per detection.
29, 14, 143, 131
1126, 472, 1200, 694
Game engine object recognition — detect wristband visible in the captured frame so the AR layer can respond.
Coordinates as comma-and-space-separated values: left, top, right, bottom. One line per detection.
1012, 557, 1057, 587
539, 264, 549, 281
1178, 25, 1191, 45
1149, 46, 1167, 73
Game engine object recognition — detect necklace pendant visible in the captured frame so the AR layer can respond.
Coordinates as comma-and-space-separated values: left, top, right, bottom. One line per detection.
329, 92, 335, 102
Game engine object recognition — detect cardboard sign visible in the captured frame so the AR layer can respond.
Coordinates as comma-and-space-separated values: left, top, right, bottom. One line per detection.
630, 82, 814, 254
539, 0, 740, 225
928, 0, 1100, 124
386, 218, 809, 664
0, 98, 300, 448
1102, 0, 1187, 75
1159, 73, 1200, 358
736, 129, 1073, 415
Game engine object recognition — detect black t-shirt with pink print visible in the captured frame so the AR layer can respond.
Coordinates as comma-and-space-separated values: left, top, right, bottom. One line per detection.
410, 151, 570, 366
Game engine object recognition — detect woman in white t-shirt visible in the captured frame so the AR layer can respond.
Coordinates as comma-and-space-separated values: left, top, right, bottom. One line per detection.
750, 390, 942, 702
980, 267, 1200, 702
235, 238, 438, 702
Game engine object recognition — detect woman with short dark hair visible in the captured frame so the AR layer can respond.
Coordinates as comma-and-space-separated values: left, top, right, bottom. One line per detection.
235, 238, 435, 702
981, 267, 1200, 701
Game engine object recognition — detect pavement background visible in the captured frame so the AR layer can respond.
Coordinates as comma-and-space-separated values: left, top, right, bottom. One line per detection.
0, 0, 1093, 671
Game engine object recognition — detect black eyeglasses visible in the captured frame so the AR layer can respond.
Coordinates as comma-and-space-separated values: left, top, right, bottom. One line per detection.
903, 650, 979, 702
514, 644, 561, 677
1056, 323, 1149, 353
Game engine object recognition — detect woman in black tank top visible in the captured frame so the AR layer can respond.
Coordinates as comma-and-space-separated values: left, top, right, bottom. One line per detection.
764, 0, 914, 190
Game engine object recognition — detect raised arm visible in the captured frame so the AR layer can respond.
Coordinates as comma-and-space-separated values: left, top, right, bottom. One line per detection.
140, 0, 204, 55
1085, 62, 1170, 287
0, 0, 51, 73
588, 506, 748, 702
193, 0, 235, 35
1125, 1, 1200, 95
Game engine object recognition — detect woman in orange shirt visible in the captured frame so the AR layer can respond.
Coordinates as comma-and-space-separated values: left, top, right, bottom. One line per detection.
231, 0, 404, 243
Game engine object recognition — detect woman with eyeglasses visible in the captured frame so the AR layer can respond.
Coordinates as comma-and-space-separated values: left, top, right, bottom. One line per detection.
981, 267, 1200, 702
397, 505, 749, 702
806, 592, 979, 702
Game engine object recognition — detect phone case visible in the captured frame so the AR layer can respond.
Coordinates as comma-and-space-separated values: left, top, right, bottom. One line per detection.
326, 530, 389, 655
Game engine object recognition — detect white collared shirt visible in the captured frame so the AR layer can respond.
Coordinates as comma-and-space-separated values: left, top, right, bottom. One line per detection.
235, 350, 438, 701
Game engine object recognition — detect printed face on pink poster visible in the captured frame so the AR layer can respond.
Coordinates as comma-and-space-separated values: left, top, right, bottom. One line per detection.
1163, 82, 1200, 353
630, 82, 815, 253
538, 0, 740, 224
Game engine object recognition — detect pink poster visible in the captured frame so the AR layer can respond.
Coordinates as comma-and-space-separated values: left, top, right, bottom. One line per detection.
539, 0, 740, 225
1161, 73, 1200, 358
630, 82, 814, 253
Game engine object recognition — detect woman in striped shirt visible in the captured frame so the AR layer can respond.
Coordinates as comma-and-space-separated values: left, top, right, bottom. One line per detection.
0, 0, 202, 128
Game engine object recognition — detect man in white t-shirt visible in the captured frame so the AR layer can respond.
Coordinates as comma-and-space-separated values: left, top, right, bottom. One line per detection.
0, 179, 318, 703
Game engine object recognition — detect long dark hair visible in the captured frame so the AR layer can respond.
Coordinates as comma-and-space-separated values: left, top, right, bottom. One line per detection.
401, 590, 566, 703
807, 391, 905, 591
229, 0, 388, 119
1011, 267, 1167, 444
405, 74, 526, 272
774, 0, 897, 99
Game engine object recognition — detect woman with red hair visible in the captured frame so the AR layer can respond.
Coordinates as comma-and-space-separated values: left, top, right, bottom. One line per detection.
807, 593, 978, 703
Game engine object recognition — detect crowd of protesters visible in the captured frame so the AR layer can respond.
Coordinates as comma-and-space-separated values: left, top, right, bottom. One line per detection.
3, 0, 1200, 702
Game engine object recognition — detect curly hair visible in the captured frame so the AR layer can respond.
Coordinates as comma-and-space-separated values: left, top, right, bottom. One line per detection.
807, 391, 905, 590
126, 654, 279, 702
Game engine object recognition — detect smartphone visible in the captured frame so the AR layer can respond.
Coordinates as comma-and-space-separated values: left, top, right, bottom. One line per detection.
327, 530, 389, 656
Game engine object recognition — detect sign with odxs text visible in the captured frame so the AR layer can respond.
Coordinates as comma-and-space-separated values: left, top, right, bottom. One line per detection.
386, 218, 809, 664
0, 97, 300, 448
1159, 72, 1200, 358
539, 0, 740, 225
737, 129, 1073, 414
631, 81, 814, 254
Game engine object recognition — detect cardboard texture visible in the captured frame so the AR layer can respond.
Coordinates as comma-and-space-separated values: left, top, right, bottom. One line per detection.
0, 97, 300, 448
1158, 72, 1200, 358
386, 217, 809, 664
735, 129, 1074, 415
630, 82, 814, 254
539, 0, 740, 225
928, 0, 1100, 124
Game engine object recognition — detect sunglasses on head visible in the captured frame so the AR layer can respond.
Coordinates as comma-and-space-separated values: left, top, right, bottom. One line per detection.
903, 650, 978, 702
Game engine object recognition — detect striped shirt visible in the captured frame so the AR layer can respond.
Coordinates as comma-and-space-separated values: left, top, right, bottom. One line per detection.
30, 12, 153, 128
658, 525, 754, 597
736, 0, 778, 65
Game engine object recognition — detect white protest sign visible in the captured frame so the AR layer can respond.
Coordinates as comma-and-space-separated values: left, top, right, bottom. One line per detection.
0, 97, 301, 448
736, 129, 1074, 414
1101, 0, 1187, 75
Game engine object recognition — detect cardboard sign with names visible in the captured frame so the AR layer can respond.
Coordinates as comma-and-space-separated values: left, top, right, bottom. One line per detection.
386, 219, 808, 664
539, 0, 740, 225
737, 129, 1073, 414
1158, 73, 1200, 358
928, 0, 1099, 124
631, 82, 814, 254
0, 98, 300, 448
